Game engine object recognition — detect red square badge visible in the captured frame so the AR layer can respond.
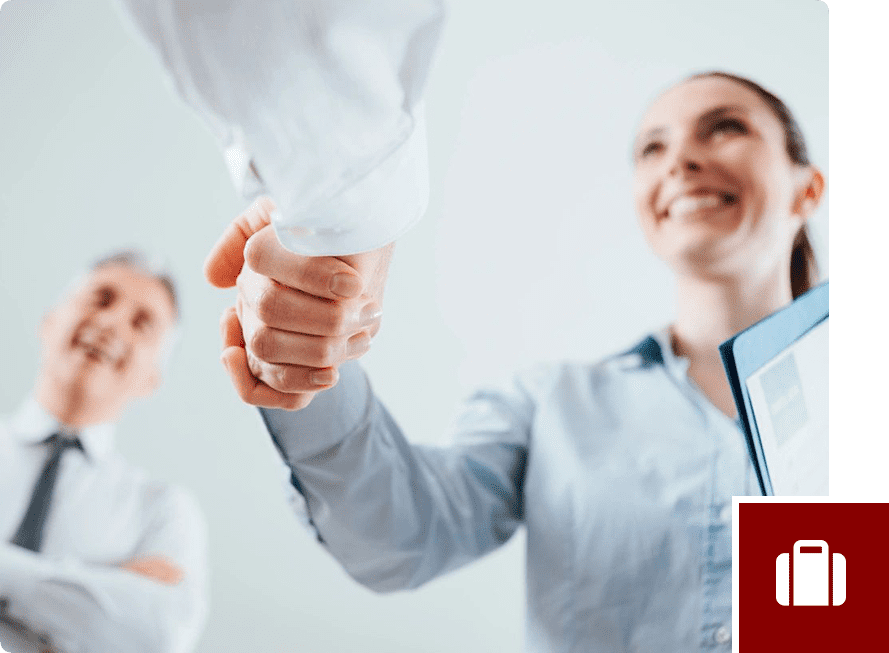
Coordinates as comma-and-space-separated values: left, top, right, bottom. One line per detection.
735, 499, 889, 650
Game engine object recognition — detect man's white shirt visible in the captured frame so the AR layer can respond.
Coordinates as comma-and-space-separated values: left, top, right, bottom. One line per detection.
118, 0, 445, 256
0, 399, 207, 653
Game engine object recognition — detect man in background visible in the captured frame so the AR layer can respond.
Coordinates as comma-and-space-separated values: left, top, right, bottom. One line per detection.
0, 251, 207, 653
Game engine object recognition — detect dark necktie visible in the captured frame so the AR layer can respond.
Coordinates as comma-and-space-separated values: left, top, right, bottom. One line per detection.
10, 433, 83, 552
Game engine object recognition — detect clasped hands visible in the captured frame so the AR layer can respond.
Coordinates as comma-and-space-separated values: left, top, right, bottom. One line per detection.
204, 197, 392, 410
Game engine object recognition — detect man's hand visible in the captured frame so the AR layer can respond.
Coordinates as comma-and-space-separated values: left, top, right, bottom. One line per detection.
205, 197, 393, 410
119, 555, 184, 586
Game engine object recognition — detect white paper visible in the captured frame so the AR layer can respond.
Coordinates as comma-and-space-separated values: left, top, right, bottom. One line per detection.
745, 319, 829, 495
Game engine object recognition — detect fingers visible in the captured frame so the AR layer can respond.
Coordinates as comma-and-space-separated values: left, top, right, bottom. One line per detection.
204, 196, 277, 289
209, 202, 393, 410
236, 265, 382, 336
335, 243, 395, 339
243, 226, 365, 301
238, 298, 372, 368
336, 243, 396, 291
220, 304, 245, 348
149, 559, 184, 586
221, 344, 318, 410
247, 355, 341, 394
120, 555, 184, 586
204, 195, 369, 301
219, 306, 321, 409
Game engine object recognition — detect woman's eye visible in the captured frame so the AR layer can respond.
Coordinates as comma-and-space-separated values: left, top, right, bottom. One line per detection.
639, 141, 664, 158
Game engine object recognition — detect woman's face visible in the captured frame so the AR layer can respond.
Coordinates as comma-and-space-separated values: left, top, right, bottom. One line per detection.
632, 76, 819, 284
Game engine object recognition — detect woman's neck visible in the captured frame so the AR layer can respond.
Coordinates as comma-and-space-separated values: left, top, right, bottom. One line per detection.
672, 270, 794, 363
670, 269, 794, 419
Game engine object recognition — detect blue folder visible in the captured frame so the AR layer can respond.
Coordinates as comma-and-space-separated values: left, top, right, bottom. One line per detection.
719, 281, 829, 496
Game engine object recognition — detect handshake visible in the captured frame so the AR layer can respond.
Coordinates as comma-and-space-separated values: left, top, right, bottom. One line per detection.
205, 197, 393, 410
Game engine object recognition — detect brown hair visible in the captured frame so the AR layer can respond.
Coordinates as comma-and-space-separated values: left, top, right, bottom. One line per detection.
689, 71, 820, 298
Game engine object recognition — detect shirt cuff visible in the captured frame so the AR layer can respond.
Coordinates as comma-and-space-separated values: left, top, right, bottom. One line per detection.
0, 544, 40, 625
230, 111, 430, 257
259, 360, 372, 464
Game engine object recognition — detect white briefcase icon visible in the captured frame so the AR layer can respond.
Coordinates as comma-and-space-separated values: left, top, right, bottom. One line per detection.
776, 539, 845, 606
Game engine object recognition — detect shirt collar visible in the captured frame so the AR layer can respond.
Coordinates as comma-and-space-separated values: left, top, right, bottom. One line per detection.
9, 397, 116, 461
617, 326, 691, 379
618, 328, 745, 432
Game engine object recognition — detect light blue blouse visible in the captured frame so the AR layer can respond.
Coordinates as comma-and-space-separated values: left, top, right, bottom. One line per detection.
261, 330, 757, 652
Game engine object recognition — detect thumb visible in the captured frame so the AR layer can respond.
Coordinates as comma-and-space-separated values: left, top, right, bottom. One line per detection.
204, 196, 277, 288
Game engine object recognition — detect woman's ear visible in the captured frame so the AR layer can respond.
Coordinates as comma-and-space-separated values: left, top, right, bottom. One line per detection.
792, 166, 826, 222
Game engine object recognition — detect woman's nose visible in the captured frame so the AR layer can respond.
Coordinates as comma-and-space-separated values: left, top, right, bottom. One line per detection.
666, 137, 704, 176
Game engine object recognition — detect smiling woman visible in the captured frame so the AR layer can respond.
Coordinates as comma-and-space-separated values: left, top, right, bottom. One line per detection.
215, 70, 828, 652
634, 72, 822, 299
632, 71, 825, 418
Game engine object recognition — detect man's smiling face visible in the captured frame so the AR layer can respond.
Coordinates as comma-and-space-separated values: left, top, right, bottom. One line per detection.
39, 264, 177, 424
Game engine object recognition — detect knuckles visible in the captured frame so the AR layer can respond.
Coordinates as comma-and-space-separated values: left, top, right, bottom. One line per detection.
254, 282, 283, 324
246, 274, 356, 338
248, 325, 276, 361
246, 323, 347, 369
320, 303, 353, 336
310, 337, 341, 368
267, 364, 299, 392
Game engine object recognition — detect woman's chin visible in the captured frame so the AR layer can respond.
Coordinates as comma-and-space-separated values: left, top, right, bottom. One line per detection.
660, 233, 743, 277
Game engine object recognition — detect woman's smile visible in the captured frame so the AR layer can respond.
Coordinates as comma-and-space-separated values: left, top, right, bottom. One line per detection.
660, 188, 739, 223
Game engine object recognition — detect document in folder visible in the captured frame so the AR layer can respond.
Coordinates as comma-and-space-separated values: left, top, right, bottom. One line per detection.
720, 282, 829, 496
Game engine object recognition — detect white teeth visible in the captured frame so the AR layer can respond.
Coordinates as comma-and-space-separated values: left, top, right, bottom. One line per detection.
668, 194, 723, 219
75, 327, 124, 365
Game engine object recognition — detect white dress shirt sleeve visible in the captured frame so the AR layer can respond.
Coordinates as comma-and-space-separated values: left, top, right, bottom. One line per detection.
116, 0, 445, 256
0, 487, 208, 653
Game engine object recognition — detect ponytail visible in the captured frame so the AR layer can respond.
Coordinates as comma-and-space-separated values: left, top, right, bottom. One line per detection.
790, 224, 819, 299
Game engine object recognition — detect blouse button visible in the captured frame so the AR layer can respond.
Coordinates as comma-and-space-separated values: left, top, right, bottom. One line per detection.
720, 505, 732, 523
714, 625, 731, 644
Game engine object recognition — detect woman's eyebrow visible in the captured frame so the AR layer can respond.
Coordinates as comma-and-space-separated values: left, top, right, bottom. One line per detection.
697, 104, 746, 126
632, 126, 665, 159
636, 126, 664, 148
632, 105, 749, 159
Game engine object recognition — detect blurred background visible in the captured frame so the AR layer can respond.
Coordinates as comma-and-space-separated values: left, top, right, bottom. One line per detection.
1, 1, 828, 651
